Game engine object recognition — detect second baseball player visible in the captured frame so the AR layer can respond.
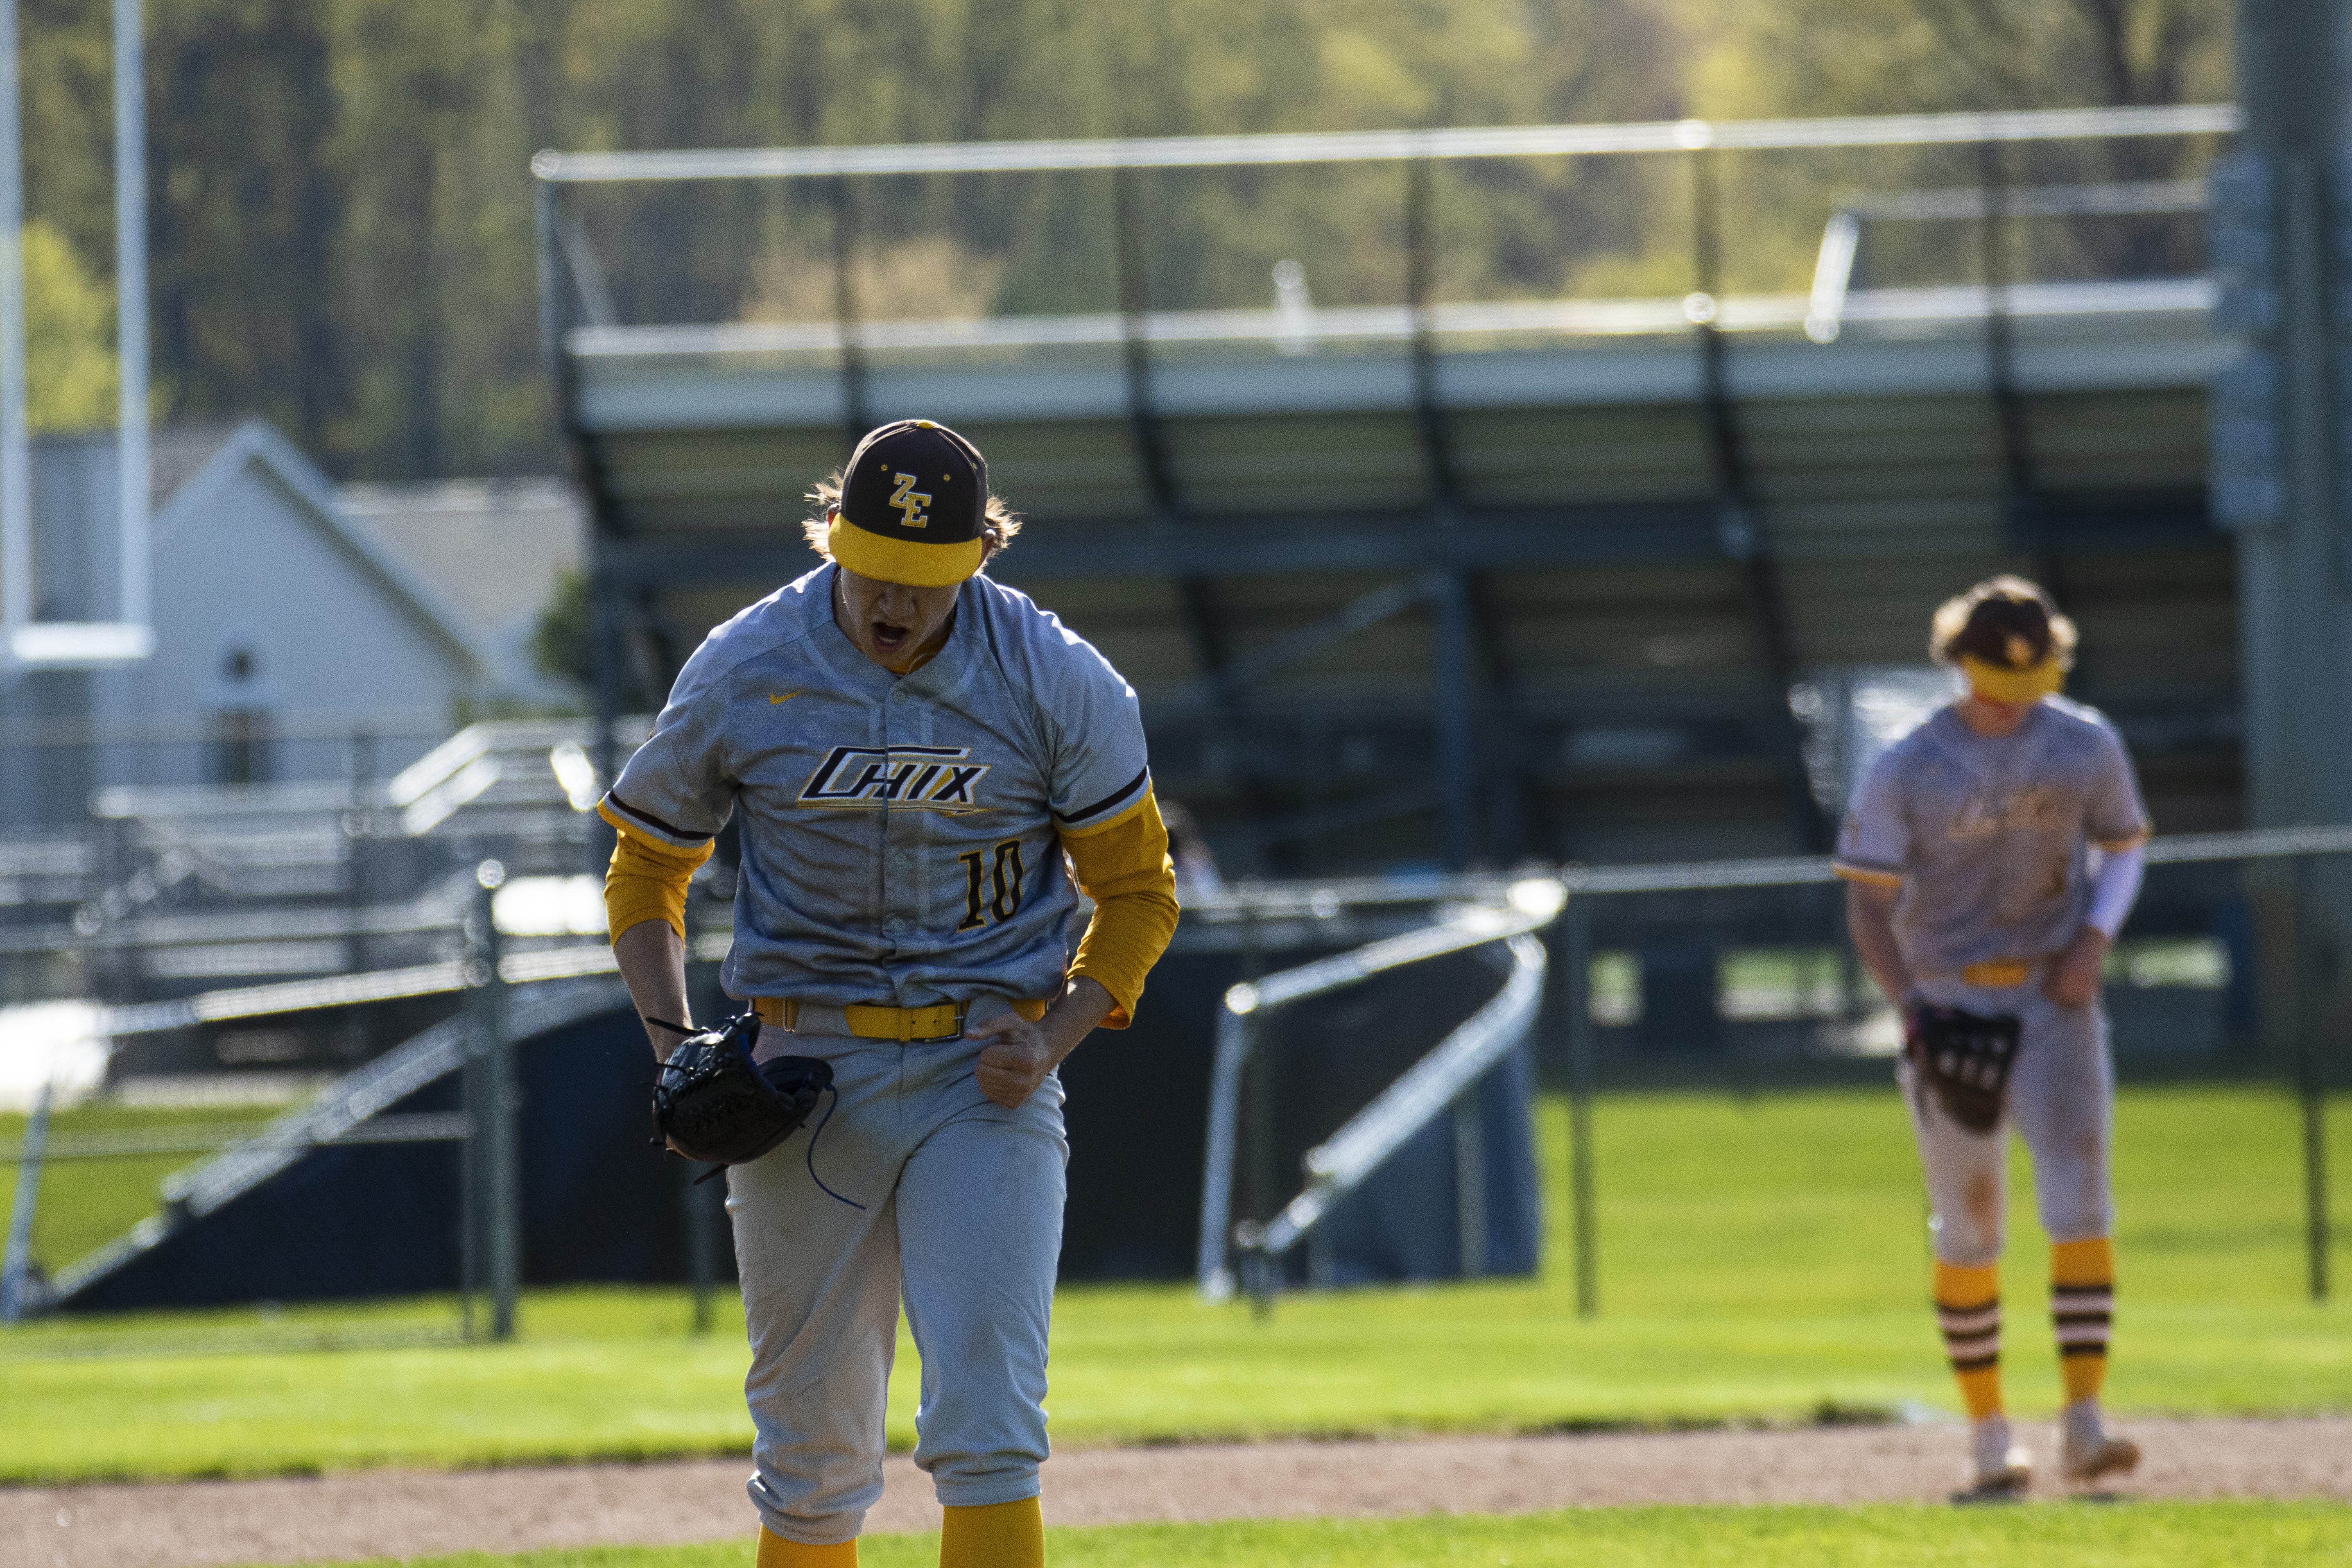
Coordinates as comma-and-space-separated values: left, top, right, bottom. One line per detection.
1837, 576, 2149, 1501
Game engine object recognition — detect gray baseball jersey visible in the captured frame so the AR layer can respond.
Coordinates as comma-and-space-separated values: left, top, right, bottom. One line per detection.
1834, 696, 2149, 975
602, 565, 1152, 1007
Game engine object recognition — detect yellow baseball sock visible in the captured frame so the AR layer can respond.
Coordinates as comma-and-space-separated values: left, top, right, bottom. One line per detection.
939, 1497, 1044, 1568
2052, 1237, 2115, 1405
1933, 1260, 2003, 1420
757, 1525, 857, 1567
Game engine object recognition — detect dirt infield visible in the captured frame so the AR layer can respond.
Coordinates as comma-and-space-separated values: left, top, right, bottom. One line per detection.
9, 1419, 2350, 1568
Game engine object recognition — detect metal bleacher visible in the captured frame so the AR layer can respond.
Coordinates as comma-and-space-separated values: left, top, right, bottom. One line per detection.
534, 104, 2245, 876
0, 722, 638, 1063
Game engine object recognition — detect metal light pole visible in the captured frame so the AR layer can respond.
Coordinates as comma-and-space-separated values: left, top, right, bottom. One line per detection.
2215, 0, 2352, 1303
0, 0, 28, 645
0, 0, 152, 667
113, 0, 147, 636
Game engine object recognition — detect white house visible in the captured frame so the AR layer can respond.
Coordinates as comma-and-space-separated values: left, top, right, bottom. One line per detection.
0, 419, 494, 828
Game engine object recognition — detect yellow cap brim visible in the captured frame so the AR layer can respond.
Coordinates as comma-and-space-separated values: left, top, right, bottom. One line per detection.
827, 514, 984, 588
1958, 654, 2063, 704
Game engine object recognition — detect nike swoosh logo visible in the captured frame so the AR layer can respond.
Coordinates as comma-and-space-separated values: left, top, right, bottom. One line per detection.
769, 691, 800, 705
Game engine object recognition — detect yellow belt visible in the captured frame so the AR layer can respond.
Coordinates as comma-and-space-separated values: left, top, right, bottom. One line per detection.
753, 996, 1049, 1042
1960, 959, 2036, 989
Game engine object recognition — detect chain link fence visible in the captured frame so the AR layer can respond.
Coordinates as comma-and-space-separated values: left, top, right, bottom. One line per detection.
3, 826, 2345, 1352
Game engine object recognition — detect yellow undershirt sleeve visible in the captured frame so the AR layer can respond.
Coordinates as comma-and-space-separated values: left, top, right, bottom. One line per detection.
599, 804, 715, 943
1058, 792, 1180, 1029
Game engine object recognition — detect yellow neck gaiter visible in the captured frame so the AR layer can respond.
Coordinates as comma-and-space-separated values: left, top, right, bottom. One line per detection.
1958, 654, 2063, 705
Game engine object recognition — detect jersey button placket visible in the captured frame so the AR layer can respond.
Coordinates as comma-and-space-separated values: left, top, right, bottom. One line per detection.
883, 688, 916, 960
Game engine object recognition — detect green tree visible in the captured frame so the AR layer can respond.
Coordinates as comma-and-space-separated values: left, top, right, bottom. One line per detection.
1685, 0, 2231, 120
0, 0, 2242, 482
24, 218, 119, 432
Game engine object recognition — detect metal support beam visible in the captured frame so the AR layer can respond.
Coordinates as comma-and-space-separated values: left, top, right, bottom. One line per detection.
1113, 167, 1231, 694
2294, 854, 2333, 1301
1433, 570, 1477, 870
532, 179, 565, 380
345, 724, 375, 976
539, 175, 641, 857
1691, 145, 1827, 855
556, 213, 619, 328
1113, 169, 1182, 525
1461, 570, 1547, 863
465, 861, 518, 1341
588, 571, 624, 829
1452, 1090, 1485, 1278
1404, 161, 1463, 507
1978, 141, 2057, 597
830, 176, 871, 447
1115, 165, 1299, 863
1563, 894, 1598, 1317
1407, 160, 1482, 869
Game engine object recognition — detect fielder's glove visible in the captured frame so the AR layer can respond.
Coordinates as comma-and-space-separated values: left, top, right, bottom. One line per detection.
649, 1012, 833, 1170
1905, 1002, 2022, 1136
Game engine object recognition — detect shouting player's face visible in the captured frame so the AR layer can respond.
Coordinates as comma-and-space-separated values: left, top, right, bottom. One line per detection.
832, 557, 962, 669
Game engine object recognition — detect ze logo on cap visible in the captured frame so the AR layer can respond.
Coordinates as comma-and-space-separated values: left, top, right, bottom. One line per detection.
887, 473, 932, 529
800, 745, 988, 813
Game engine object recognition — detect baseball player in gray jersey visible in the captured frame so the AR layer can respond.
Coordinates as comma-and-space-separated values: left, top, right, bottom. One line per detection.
1836, 577, 2149, 1502
601, 420, 1179, 1568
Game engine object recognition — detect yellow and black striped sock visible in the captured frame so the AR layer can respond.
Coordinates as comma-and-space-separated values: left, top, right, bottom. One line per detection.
2053, 1237, 2115, 1405
1934, 1260, 2003, 1420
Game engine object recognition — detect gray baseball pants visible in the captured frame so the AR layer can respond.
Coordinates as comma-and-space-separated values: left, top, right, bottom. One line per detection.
730, 1003, 1067, 1546
1900, 972, 2114, 1266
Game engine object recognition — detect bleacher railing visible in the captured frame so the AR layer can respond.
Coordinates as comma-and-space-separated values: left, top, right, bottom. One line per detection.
534, 102, 2240, 373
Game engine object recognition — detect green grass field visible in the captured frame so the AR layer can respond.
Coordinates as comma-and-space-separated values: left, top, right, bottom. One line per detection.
230, 1504, 2352, 1568
0, 1100, 276, 1269
2, 1086, 2345, 1485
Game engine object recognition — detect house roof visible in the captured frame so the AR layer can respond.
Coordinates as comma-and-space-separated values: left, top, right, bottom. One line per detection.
336, 477, 583, 642
147, 419, 492, 680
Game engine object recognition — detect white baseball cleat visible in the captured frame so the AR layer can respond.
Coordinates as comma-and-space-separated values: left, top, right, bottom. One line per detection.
1950, 1448, 2033, 1505
1950, 1417, 2031, 1504
2060, 1403, 2141, 1485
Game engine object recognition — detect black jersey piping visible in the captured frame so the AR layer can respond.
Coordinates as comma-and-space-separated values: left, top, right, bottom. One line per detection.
1056, 766, 1151, 826
607, 790, 714, 844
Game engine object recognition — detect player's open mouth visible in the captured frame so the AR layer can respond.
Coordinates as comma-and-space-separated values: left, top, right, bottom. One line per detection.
871, 621, 910, 651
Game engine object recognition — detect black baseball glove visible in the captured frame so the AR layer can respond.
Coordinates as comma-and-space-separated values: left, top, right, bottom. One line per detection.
649, 1011, 834, 1169
1906, 1003, 2022, 1136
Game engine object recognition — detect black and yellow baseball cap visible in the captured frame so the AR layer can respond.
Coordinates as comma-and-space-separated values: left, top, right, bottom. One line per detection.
828, 420, 990, 587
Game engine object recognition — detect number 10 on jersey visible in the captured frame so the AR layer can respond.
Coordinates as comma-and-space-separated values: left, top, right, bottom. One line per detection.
956, 839, 1026, 930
